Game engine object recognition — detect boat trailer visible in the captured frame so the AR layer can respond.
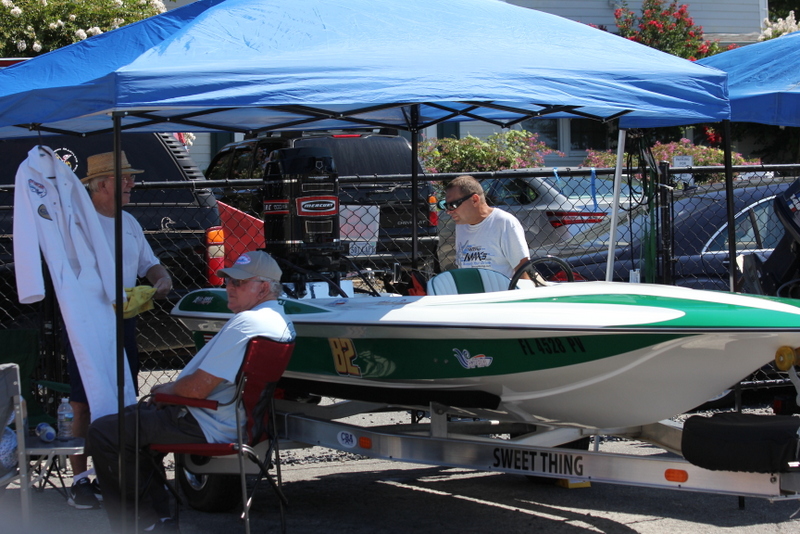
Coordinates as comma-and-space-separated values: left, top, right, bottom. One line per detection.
179, 395, 800, 503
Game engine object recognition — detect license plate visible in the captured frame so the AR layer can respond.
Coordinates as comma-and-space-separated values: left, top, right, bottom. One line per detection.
348, 241, 376, 256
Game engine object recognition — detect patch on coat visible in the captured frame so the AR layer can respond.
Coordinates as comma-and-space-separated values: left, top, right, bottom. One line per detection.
28, 178, 47, 198
37, 204, 52, 220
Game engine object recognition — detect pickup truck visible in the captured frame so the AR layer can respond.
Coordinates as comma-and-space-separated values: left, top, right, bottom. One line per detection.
205, 131, 440, 279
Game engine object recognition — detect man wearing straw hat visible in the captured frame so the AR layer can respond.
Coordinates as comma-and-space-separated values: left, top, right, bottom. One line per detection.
64, 151, 173, 509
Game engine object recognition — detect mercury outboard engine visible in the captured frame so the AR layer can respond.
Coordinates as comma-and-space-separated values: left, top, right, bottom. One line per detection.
741, 178, 800, 298
262, 147, 347, 297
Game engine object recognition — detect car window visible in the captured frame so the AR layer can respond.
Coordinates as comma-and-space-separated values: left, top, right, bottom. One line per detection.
482, 178, 537, 206
206, 151, 233, 181
754, 200, 784, 249
251, 145, 274, 180
705, 197, 779, 253
232, 147, 254, 180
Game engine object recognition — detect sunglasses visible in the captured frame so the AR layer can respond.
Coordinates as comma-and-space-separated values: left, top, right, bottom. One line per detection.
225, 277, 258, 288
437, 193, 475, 211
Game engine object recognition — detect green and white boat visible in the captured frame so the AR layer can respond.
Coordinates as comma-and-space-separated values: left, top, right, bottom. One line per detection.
172, 281, 800, 429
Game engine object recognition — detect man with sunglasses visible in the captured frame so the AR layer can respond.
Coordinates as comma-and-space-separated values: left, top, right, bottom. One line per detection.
443, 175, 530, 279
87, 250, 295, 532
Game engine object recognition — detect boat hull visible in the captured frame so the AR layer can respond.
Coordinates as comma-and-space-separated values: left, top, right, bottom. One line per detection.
173, 282, 800, 428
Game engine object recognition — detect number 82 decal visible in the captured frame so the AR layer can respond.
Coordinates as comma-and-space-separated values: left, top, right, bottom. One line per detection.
329, 338, 361, 377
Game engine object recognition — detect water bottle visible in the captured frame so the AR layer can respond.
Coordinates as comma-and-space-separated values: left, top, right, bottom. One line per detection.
57, 398, 73, 441
35, 422, 56, 443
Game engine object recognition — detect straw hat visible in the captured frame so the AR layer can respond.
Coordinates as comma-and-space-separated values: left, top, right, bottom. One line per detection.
81, 151, 144, 183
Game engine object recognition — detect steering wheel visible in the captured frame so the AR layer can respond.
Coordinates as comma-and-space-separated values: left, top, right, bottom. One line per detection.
509, 256, 575, 290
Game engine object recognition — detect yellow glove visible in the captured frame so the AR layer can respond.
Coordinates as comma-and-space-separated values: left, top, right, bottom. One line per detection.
113, 286, 157, 319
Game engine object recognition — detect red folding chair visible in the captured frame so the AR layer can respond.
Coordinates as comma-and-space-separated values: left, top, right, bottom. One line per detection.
148, 336, 294, 534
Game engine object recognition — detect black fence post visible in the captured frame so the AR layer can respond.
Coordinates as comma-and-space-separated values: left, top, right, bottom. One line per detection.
658, 161, 674, 285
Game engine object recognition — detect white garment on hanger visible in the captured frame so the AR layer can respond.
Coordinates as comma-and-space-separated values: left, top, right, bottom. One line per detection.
13, 145, 137, 421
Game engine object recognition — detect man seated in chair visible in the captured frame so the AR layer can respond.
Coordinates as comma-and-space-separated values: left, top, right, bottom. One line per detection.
444, 175, 530, 279
87, 250, 295, 532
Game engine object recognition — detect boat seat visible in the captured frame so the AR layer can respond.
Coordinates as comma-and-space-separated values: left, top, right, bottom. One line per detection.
427, 268, 512, 295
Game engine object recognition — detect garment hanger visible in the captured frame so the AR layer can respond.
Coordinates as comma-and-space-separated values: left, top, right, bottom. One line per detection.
36, 130, 56, 180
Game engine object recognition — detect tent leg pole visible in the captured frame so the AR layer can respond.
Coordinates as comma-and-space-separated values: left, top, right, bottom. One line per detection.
411, 104, 420, 271
112, 113, 129, 534
606, 128, 627, 282
722, 120, 736, 292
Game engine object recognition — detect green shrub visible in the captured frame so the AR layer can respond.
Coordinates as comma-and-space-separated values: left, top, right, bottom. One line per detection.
419, 130, 563, 174
0, 0, 166, 57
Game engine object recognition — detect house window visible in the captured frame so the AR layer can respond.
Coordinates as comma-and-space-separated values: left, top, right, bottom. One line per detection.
521, 118, 559, 150
570, 119, 613, 152
522, 118, 616, 160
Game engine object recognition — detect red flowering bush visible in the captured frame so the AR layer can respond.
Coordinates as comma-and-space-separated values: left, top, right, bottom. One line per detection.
614, 0, 731, 60
583, 139, 760, 183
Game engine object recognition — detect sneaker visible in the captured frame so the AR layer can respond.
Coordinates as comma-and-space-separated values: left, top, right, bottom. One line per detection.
90, 478, 103, 502
67, 477, 101, 510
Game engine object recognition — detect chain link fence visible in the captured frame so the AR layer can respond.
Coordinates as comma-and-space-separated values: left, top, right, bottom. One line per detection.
2, 164, 800, 417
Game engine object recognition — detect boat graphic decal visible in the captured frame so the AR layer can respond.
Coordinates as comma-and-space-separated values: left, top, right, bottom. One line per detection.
330, 338, 362, 377
453, 348, 493, 369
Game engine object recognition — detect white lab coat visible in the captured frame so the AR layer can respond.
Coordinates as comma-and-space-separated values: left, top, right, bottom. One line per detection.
13, 146, 136, 421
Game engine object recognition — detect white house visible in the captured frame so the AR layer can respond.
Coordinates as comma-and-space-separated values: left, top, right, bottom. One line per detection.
455, 0, 769, 165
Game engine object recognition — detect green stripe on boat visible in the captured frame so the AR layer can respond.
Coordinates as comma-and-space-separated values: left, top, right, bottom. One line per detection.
287, 332, 690, 379
512, 294, 800, 329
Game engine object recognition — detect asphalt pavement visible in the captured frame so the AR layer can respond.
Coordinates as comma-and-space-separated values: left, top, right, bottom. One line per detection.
3, 433, 800, 534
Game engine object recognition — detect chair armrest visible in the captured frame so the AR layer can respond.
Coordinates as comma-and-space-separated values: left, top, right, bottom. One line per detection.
153, 393, 219, 410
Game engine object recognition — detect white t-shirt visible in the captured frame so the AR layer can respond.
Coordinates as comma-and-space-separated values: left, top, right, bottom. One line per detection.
455, 208, 529, 278
181, 300, 296, 444
97, 211, 160, 288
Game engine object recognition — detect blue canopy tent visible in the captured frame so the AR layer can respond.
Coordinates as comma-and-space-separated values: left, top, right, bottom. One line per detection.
697, 31, 800, 127
694, 32, 800, 295
0, 0, 728, 137
0, 0, 730, 525
0, 0, 731, 280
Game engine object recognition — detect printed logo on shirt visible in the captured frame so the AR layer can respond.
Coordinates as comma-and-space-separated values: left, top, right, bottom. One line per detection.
28, 179, 47, 198
458, 241, 492, 267
37, 204, 52, 221
236, 254, 252, 265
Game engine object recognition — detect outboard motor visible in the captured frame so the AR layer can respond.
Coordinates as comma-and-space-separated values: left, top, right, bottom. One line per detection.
741, 178, 800, 298
262, 147, 347, 296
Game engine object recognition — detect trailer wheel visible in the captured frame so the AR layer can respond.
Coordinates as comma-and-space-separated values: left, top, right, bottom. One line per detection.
176, 454, 241, 512
525, 437, 591, 484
